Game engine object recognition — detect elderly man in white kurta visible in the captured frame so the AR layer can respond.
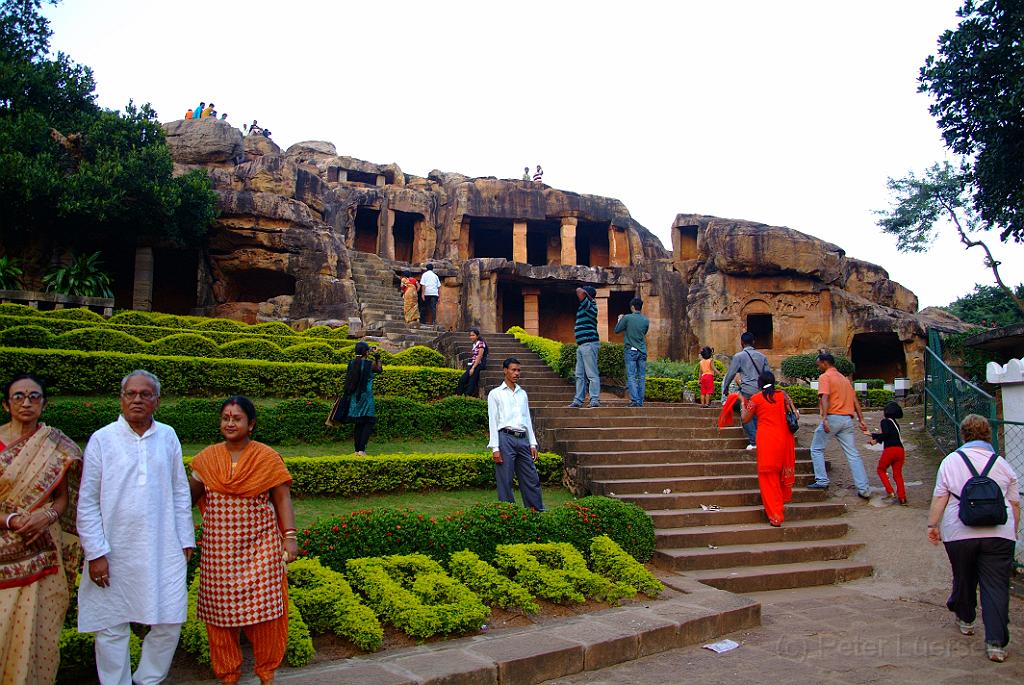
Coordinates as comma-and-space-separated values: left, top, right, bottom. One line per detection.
77, 371, 195, 685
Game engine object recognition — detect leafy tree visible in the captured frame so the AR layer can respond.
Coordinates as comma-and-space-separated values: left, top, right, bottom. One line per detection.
919, 0, 1024, 243
876, 162, 1024, 317
0, 0, 217, 251
946, 283, 1024, 327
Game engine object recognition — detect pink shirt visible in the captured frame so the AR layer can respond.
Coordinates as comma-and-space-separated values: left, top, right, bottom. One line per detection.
933, 443, 1020, 542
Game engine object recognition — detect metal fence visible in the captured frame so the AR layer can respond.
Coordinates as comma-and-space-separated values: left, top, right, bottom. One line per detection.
923, 344, 997, 454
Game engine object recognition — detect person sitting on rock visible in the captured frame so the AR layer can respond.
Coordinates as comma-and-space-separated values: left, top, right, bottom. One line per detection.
247, 120, 262, 135
220, 113, 228, 121
184, 107, 194, 120
202, 103, 215, 118
522, 166, 530, 181
193, 102, 205, 120
532, 164, 544, 184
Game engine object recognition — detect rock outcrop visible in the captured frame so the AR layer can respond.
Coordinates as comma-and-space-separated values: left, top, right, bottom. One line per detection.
149, 121, 963, 378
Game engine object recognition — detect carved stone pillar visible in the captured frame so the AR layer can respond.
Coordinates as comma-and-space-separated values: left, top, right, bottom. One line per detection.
522, 287, 540, 336
596, 287, 610, 342
608, 225, 631, 267
132, 246, 154, 312
458, 218, 471, 260
513, 221, 528, 264
560, 217, 577, 266
379, 209, 396, 260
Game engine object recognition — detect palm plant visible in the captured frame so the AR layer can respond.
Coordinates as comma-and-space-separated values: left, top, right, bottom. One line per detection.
42, 251, 114, 298
0, 256, 25, 290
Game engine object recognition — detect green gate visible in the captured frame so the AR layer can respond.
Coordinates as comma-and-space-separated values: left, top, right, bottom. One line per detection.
924, 329, 998, 455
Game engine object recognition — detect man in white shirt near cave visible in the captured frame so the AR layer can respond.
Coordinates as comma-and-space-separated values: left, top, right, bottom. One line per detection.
487, 357, 544, 511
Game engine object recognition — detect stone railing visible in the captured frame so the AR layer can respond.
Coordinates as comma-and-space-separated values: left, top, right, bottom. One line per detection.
0, 289, 114, 316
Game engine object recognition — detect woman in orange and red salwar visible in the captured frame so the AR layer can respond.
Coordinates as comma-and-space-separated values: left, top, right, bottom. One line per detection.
189, 396, 297, 685
741, 371, 798, 527
1, 374, 82, 685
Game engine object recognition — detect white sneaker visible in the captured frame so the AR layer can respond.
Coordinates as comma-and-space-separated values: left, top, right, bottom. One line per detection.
745, 444, 757, 450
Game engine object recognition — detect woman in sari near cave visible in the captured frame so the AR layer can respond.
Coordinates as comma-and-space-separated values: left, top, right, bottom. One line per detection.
0, 373, 83, 685
190, 396, 297, 685
400, 270, 420, 324
740, 370, 798, 527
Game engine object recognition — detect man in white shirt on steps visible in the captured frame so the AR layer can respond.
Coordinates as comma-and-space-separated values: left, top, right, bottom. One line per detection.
487, 357, 545, 511
419, 264, 441, 325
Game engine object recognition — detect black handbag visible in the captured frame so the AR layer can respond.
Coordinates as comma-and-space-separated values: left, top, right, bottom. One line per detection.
325, 395, 351, 426
783, 392, 799, 434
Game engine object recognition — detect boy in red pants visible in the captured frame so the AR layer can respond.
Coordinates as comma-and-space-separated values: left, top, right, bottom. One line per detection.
866, 401, 906, 504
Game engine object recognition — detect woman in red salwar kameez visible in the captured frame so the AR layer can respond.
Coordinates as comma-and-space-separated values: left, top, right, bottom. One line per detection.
190, 396, 297, 685
741, 371, 798, 527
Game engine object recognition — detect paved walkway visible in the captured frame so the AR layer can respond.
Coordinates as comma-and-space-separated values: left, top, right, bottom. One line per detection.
546, 583, 1023, 684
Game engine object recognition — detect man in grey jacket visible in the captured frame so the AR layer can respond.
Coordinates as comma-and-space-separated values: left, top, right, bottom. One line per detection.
721, 332, 771, 449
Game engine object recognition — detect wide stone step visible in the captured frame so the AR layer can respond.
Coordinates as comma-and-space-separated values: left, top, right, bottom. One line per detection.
613, 487, 827, 510
566, 447, 813, 466
648, 501, 849, 528
553, 426, 747, 440
589, 473, 816, 496
532, 405, 711, 418
654, 539, 864, 571
556, 438, 750, 452
580, 460, 815, 479
542, 416, 716, 429
685, 560, 874, 593
655, 520, 851, 548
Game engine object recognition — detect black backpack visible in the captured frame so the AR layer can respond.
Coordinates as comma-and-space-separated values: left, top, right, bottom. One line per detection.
950, 450, 1008, 527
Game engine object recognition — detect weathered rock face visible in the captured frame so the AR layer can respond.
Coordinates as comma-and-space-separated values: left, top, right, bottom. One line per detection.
672, 213, 968, 381
150, 124, 961, 378
162, 118, 244, 166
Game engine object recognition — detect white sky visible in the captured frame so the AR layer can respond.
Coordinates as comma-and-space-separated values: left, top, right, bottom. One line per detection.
42, 0, 1024, 309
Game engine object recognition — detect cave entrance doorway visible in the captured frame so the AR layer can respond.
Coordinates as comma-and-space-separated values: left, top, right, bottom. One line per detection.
851, 332, 906, 382
527, 219, 560, 266
353, 207, 380, 254
607, 292, 634, 343
575, 221, 610, 267
152, 248, 199, 314
746, 313, 774, 350
497, 281, 524, 332
229, 268, 297, 303
469, 218, 514, 259
393, 211, 421, 264
677, 225, 698, 260
538, 288, 583, 344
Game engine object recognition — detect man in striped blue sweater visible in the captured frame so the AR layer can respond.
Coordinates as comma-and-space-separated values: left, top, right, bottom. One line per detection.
568, 286, 601, 408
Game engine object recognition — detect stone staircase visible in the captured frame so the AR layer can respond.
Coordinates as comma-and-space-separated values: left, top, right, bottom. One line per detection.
349, 252, 445, 348
444, 332, 872, 593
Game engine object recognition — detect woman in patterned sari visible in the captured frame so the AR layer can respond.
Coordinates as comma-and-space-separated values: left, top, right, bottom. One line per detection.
189, 396, 296, 685
1, 373, 82, 685
400, 271, 420, 324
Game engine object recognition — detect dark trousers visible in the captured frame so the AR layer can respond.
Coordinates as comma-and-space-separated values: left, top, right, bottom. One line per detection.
420, 295, 438, 324
943, 537, 1015, 647
495, 431, 544, 511
455, 364, 485, 397
352, 417, 375, 452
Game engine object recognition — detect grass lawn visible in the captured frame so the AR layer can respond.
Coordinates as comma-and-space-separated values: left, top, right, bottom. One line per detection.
288, 486, 575, 528
181, 437, 487, 458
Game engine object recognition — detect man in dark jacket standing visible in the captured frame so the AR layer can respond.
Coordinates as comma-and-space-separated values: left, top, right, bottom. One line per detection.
568, 286, 601, 408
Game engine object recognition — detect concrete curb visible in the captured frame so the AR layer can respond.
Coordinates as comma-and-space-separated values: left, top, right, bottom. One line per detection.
261, 574, 760, 685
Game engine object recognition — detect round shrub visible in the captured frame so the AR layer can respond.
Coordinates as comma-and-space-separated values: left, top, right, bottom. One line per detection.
781, 353, 854, 381
541, 496, 656, 563
148, 333, 223, 359
302, 325, 334, 338
108, 311, 158, 326
53, 328, 146, 354
194, 318, 248, 332
151, 314, 193, 328
0, 303, 36, 316
0, 324, 55, 349
41, 308, 105, 322
284, 342, 339, 364
250, 321, 297, 337
219, 339, 285, 361
390, 345, 445, 368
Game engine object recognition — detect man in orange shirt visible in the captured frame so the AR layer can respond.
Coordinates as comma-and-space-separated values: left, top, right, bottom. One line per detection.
808, 352, 872, 498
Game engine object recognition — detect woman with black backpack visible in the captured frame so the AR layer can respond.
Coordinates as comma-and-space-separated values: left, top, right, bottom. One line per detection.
927, 414, 1021, 663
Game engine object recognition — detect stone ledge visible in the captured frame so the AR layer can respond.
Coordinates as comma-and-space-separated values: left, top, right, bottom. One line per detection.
262, 575, 760, 685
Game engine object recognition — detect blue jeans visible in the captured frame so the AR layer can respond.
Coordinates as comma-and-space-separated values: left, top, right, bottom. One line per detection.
573, 342, 601, 406
625, 349, 647, 406
810, 414, 870, 493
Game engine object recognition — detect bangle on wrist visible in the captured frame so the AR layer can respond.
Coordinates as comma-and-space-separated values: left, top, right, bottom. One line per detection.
4, 512, 20, 528
927, 524, 938, 529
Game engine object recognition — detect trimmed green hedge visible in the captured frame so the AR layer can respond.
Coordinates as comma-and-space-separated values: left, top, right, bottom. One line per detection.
0, 312, 354, 350
0, 347, 460, 399
298, 496, 655, 572
6, 395, 488, 443
866, 388, 895, 407
780, 353, 855, 381
645, 377, 685, 402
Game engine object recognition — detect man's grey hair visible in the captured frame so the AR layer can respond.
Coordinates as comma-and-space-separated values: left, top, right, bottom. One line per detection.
120, 370, 161, 396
